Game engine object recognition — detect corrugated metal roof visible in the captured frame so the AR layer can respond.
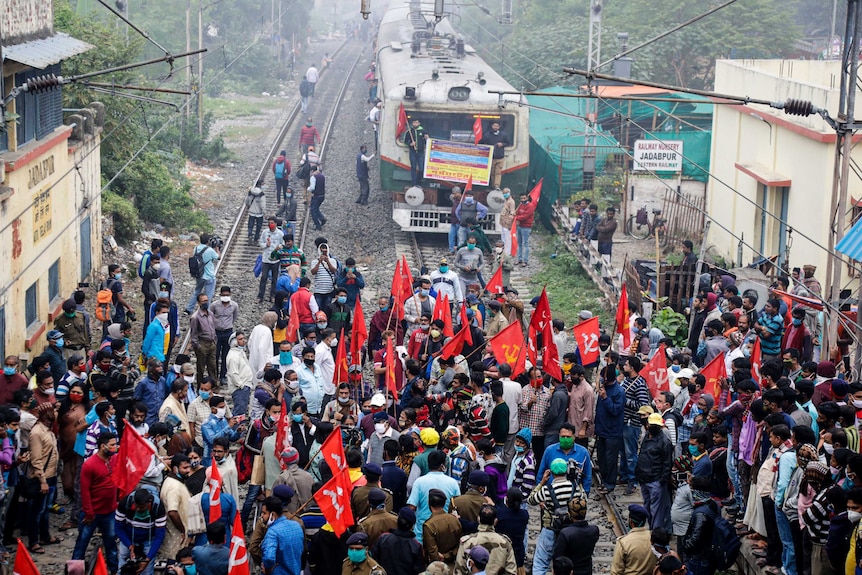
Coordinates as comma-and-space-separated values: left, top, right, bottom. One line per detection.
836, 218, 862, 261
3, 33, 93, 69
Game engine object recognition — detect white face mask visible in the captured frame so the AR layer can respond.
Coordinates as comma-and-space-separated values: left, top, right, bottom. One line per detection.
266, 514, 276, 527
215, 407, 226, 419
156, 312, 169, 323
157, 437, 167, 448
330, 337, 338, 348
849, 510, 862, 524
374, 422, 387, 434
221, 296, 231, 303
183, 375, 195, 383
824, 443, 835, 455
853, 400, 862, 409
153, 263, 161, 271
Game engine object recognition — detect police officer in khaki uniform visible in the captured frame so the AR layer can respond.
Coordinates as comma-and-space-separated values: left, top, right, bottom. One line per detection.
352, 463, 394, 519
343, 532, 386, 575
357, 488, 398, 549
453, 505, 517, 575
423, 489, 463, 565
451, 470, 492, 534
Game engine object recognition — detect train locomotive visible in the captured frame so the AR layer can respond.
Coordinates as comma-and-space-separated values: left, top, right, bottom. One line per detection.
376, 1, 530, 234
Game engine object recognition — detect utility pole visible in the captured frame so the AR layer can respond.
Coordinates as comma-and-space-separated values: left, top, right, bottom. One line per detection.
186, 0, 191, 119
198, 0, 204, 136
584, 0, 603, 192
824, 0, 862, 368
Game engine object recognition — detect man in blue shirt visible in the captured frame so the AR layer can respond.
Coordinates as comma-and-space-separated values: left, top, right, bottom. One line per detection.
262, 510, 305, 575
192, 522, 230, 575
535, 423, 592, 495
407, 450, 461, 543
595, 367, 626, 493
754, 298, 785, 360
201, 395, 241, 466
134, 359, 166, 428
185, 233, 220, 315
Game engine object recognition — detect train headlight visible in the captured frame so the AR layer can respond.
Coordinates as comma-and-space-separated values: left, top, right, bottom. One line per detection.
405, 186, 425, 207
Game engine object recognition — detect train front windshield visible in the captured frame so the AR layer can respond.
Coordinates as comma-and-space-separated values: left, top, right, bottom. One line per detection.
403, 113, 516, 145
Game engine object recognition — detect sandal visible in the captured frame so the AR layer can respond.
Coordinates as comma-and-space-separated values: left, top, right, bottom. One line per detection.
58, 520, 76, 532
42, 536, 62, 545
28, 545, 45, 554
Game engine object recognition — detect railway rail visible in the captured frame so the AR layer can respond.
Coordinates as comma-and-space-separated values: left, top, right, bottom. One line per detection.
177, 40, 363, 355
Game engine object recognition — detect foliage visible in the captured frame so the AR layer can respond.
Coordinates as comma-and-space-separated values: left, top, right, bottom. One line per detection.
650, 306, 689, 348
102, 190, 141, 243
153, 112, 237, 164
529, 232, 612, 327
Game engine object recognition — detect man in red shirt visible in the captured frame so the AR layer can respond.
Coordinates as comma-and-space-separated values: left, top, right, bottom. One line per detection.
72, 432, 120, 573
0, 356, 28, 405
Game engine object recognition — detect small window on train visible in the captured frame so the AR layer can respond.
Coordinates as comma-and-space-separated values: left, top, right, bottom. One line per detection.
401, 113, 515, 146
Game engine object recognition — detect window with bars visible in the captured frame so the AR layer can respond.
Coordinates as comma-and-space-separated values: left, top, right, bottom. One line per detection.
49, 260, 60, 302
25, 282, 38, 327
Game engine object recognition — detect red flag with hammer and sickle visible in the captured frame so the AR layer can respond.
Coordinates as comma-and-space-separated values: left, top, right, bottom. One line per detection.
489, 321, 527, 378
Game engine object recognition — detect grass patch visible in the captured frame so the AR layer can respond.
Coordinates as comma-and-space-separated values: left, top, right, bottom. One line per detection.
207, 97, 284, 120
221, 125, 270, 141
530, 230, 614, 328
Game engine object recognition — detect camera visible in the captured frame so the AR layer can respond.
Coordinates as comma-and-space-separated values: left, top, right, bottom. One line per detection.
120, 545, 147, 575
126, 310, 137, 322
209, 235, 224, 250
566, 459, 584, 483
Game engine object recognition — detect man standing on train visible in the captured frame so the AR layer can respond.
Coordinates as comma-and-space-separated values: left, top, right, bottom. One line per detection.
479, 120, 511, 190
404, 118, 428, 187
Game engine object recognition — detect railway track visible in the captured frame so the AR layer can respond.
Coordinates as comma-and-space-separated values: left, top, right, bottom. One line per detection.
178, 40, 364, 354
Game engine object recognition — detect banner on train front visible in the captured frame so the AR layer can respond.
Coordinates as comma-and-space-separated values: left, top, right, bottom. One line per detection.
423, 138, 493, 186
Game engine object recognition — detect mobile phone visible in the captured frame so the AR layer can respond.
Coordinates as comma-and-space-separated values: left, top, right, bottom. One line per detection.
235, 414, 247, 423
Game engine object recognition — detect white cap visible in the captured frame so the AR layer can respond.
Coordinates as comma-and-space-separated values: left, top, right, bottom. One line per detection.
677, 368, 695, 380
370, 393, 386, 407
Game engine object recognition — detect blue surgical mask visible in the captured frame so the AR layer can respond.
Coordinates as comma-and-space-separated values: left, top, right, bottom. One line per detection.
503, 193, 510, 199
515, 445, 525, 453
337, 296, 347, 305
439, 266, 448, 273
200, 391, 211, 401
292, 414, 304, 423
89, 390, 95, 400
347, 549, 367, 563
671, 365, 681, 373
467, 244, 476, 250
184, 565, 197, 575
158, 291, 169, 299
6, 429, 15, 438
280, 351, 293, 365
3, 367, 15, 376
792, 318, 802, 326
631, 327, 639, 335
688, 445, 700, 457
419, 289, 430, 297
55, 338, 65, 348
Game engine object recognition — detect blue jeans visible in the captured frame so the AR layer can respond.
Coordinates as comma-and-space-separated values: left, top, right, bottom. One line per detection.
301, 95, 309, 113
776, 507, 797, 575
596, 435, 623, 490
409, 149, 424, 186
448, 223, 460, 251
73, 512, 119, 573
119, 540, 155, 575
516, 225, 532, 263
727, 449, 744, 511
241, 483, 263, 525
310, 195, 326, 228
186, 277, 215, 314
532, 527, 556, 575
26, 488, 50, 548
622, 424, 641, 485
641, 480, 672, 533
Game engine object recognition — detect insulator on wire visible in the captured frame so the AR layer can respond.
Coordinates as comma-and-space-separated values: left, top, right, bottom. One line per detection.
783, 98, 815, 117
23, 74, 64, 93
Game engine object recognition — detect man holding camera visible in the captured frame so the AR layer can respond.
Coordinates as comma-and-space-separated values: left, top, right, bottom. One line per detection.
185, 233, 220, 316
116, 489, 166, 575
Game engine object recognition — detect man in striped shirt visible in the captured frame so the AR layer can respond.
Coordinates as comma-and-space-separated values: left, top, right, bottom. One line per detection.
528, 458, 583, 575
310, 237, 338, 314
621, 356, 651, 496
116, 489, 167, 575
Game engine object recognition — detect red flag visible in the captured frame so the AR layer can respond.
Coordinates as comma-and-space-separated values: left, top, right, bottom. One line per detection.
432, 292, 455, 337
319, 427, 348, 473
401, 255, 414, 299
396, 103, 408, 138
472, 116, 483, 144
572, 317, 600, 365
93, 548, 109, 575
701, 352, 728, 398
640, 344, 669, 399
772, 289, 824, 311
314, 468, 355, 537
458, 300, 474, 346
208, 458, 223, 524
526, 325, 539, 366
750, 337, 762, 385
440, 323, 471, 360
529, 288, 552, 335
229, 512, 251, 575
510, 224, 518, 257
616, 285, 632, 349
286, 299, 300, 344
489, 321, 527, 378
464, 174, 473, 194
385, 337, 399, 399
111, 419, 157, 498
486, 266, 504, 295
273, 398, 291, 468
390, 259, 406, 321
334, 328, 349, 384
528, 178, 543, 204
542, 333, 563, 382
350, 298, 368, 362
14, 540, 40, 575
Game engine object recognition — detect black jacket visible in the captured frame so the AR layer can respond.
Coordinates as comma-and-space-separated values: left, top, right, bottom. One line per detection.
681, 500, 718, 561
635, 430, 674, 484
381, 461, 408, 511
479, 129, 511, 159
553, 520, 601, 575
543, 384, 570, 434
371, 528, 427, 575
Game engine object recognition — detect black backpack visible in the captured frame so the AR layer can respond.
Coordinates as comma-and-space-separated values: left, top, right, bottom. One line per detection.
696, 504, 741, 570
546, 481, 579, 532
188, 246, 206, 279
296, 161, 312, 180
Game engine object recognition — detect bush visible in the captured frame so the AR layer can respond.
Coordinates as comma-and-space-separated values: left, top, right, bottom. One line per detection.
651, 307, 689, 348
102, 191, 141, 244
